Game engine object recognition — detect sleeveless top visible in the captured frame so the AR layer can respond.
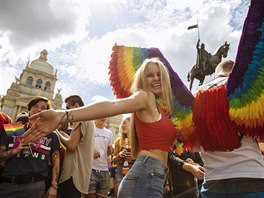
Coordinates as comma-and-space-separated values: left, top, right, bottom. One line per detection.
134, 111, 176, 152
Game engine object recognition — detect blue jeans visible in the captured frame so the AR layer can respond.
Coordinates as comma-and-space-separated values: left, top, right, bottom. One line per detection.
201, 178, 264, 198
118, 155, 168, 198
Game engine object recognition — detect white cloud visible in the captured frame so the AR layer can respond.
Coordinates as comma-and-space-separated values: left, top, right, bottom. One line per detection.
0, 0, 89, 63
0, 0, 250, 104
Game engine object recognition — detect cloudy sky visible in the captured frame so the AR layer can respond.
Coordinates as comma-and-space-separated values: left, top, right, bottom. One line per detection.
0, 0, 250, 108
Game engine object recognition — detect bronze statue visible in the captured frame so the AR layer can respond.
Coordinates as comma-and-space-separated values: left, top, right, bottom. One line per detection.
195, 39, 210, 74
39, 49, 48, 61
187, 41, 230, 91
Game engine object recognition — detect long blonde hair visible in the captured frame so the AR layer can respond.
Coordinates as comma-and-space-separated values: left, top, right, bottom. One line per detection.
119, 116, 131, 148
130, 58, 173, 157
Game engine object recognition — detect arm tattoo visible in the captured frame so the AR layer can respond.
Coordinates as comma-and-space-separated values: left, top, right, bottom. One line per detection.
52, 152, 58, 159
52, 150, 60, 184
0, 146, 18, 161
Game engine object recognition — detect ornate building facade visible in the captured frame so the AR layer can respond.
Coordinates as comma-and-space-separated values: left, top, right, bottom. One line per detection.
1, 49, 123, 142
1, 49, 63, 120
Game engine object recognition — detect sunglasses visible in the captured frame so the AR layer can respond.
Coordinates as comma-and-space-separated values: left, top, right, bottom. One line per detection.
66, 105, 72, 110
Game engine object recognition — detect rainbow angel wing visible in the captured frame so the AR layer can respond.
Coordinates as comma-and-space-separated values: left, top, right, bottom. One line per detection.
227, 0, 264, 137
109, 44, 195, 140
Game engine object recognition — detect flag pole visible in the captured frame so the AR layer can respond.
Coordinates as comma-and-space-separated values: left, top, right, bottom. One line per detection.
197, 18, 200, 41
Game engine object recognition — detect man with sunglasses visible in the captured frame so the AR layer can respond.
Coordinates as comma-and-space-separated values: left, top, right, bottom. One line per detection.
57, 95, 95, 198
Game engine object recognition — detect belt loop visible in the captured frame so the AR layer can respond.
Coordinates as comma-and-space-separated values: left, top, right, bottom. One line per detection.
142, 156, 149, 164
12, 177, 15, 183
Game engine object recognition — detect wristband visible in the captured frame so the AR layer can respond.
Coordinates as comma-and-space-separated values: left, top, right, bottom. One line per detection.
177, 159, 185, 168
60, 110, 73, 124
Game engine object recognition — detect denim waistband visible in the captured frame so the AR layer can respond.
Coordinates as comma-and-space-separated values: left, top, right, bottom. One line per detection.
137, 155, 168, 171
203, 178, 264, 193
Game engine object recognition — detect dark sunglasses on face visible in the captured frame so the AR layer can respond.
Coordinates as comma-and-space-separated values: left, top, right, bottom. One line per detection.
66, 105, 72, 110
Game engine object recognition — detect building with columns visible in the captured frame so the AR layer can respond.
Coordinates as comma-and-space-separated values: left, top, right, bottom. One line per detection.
1, 49, 63, 121
1, 49, 122, 142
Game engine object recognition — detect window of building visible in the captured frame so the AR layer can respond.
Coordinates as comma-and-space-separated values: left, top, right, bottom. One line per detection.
26, 76, 33, 86
35, 79, 42, 88
44, 81, 51, 91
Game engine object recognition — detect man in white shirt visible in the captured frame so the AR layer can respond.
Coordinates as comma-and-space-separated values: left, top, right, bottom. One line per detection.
195, 60, 264, 198
87, 118, 112, 198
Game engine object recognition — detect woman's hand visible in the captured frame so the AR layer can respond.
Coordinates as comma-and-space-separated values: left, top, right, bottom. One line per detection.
22, 110, 64, 144
119, 149, 128, 158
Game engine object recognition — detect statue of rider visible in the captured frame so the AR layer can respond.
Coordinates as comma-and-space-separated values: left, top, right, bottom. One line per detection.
195, 39, 210, 74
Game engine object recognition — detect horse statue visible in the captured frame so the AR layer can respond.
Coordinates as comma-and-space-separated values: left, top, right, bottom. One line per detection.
187, 41, 230, 91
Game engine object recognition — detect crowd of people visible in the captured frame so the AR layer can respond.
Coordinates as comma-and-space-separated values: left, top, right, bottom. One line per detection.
0, 0, 263, 197
0, 55, 262, 198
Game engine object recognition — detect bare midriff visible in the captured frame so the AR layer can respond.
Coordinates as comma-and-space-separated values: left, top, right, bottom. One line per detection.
139, 149, 168, 167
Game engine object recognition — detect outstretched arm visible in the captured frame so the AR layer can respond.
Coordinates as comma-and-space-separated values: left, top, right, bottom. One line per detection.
22, 91, 148, 143
168, 152, 205, 180
182, 161, 205, 180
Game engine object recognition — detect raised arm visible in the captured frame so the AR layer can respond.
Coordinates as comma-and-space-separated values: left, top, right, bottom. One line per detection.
22, 91, 148, 143
57, 124, 82, 152
196, 39, 200, 49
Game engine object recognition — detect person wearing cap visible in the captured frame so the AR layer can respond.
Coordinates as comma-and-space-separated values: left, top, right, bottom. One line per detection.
0, 96, 60, 198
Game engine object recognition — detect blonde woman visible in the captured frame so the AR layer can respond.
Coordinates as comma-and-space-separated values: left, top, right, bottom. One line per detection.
23, 58, 178, 198
112, 116, 134, 195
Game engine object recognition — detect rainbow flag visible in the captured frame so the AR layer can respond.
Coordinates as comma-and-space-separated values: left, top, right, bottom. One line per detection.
3, 121, 25, 136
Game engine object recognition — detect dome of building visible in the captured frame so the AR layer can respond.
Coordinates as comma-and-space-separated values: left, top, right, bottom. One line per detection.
28, 49, 54, 75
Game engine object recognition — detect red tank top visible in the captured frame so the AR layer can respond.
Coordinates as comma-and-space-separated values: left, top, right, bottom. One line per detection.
134, 112, 176, 152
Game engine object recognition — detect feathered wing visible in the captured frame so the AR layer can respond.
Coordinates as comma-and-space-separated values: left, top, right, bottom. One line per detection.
227, 0, 264, 138
189, 0, 264, 151
108, 44, 195, 141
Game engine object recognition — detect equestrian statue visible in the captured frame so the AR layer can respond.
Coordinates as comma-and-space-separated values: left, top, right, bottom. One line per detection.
187, 39, 230, 91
